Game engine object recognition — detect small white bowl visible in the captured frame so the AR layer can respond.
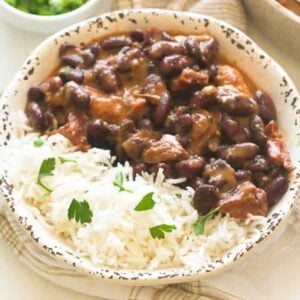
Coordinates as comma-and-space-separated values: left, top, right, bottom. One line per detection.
243, 0, 300, 60
0, 0, 112, 34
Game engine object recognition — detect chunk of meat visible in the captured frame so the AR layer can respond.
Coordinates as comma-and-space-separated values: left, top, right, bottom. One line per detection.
122, 130, 161, 161
170, 68, 209, 92
49, 112, 90, 151
216, 65, 251, 95
188, 109, 218, 155
88, 86, 147, 124
89, 95, 127, 124
142, 134, 188, 163
219, 181, 268, 219
265, 121, 292, 171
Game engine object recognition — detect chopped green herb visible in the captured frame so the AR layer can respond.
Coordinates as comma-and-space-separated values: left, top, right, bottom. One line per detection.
134, 192, 155, 211
193, 207, 220, 236
149, 224, 177, 239
5, 0, 89, 16
34, 138, 44, 148
59, 156, 77, 164
113, 172, 133, 193
36, 158, 56, 193
68, 199, 93, 224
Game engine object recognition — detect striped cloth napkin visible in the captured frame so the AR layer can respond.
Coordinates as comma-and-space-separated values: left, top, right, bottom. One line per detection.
0, 0, 248, 299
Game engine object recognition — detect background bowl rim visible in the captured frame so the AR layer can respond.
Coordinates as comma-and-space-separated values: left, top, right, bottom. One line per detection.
1, 8, 299, 283
0, 0, 99, 21
263, 0, 300, 24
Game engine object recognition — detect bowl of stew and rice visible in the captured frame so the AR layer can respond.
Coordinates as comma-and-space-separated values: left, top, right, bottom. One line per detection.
0, 9, 299, 285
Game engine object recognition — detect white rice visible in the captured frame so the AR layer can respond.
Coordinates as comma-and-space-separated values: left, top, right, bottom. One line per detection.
0, 120, 267, 270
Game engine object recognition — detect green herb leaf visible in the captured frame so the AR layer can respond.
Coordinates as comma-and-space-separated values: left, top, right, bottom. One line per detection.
149, 224, 177, 239
68, 199, 93, 224
34, 138, 44, 148
59, 156, 77, 164
113, 172, 133, 193
134, 192, 155, 211
193, 207, 220, 236
36, 158, 56, 193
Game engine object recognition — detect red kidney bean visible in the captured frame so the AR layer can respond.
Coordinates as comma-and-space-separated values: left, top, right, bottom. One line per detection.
64, 81, 90, 109
265, 175, 288, 206
143, 28, 175, 45
152, 93, 171, 127
130, 29, 144, 42
59, 67, 84, 84
244, 155, 270, 172
133, 163, 148, 177
48, 76, 63, 93
189, 176, 206, 190
185, 36, 219, 66
178, 136, 190, 148
158, 163, 175, 179
100, 35, 132, 50
249, 114, 267, 147
96, 63, 120, 93
218, 143, 259, 165
26, 102, 52, 131
193, 184, 219, 215
59, 43, 76, 57
61, 54, 83, 68
221, 115, 250, 143
87, 119, 108, 147
88, 43, 101, 56
235, 170, 252, 183
175, 156, 205, 178
178, 113, 193, 133
255, 90, 277, 123
82, 51, 96, 68
138, 118, 153, 130
159, 55, 193, 76
27, 84, 45, 102
218, 93, 258, 116
148, 41, 186, 60
189, 91, 216, 109
208, 64, 218, 81
116, 47, 142, 73
150, 163, 175, 179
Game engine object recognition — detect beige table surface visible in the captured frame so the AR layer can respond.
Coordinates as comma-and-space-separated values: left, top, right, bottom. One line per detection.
0, 15, 299, 300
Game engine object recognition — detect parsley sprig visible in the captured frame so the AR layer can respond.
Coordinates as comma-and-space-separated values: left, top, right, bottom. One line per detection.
34, 138, 44, 147
68, 199, 93, 224
36, 158, 56, 193
134, 192, 155, 211
113, 172, 133, 193
149, 224, 177, 239
59, 156, 77, 164
193, 207, 220, 235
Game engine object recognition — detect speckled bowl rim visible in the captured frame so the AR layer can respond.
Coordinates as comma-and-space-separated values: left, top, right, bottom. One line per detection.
266, 0, 300, 24
0, 9, 299, 284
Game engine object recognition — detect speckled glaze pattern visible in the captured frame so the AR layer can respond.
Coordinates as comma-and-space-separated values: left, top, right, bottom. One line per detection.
243, 0, 300, 60
0, 9, 299, 285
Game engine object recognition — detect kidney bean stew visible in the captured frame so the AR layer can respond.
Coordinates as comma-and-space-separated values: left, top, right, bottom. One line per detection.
26, 28, 292, 220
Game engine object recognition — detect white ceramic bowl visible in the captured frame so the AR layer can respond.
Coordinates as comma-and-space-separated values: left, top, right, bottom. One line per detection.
243, 0, 300, 60
0, 9, 299, 286
0, 0, 112, 34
